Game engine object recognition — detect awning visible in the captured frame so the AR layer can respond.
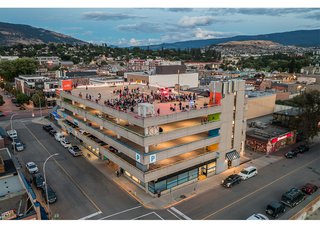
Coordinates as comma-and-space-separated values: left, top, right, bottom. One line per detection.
226, 150, 240, 161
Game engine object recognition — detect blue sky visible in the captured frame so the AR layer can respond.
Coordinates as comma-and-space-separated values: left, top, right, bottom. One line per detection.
0, 8, 319, 46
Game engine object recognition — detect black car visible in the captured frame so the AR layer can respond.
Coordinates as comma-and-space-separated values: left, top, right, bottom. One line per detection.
33, 173, 45, 189
49, 129, 57, 136
41, 185, 57, 204
266, 201, 286, 218
281, 188, 306, 207
43, 125, 53, 132
297, 144, 309, 153
109, 146, 118, 153
221, 174, 241, 188
285, 149, 299, 158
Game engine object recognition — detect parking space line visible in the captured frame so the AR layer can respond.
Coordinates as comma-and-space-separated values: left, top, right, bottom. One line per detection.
22, 122, 102, 213
201, 156, 320, 220
99, 205, 142, 220
131, 212, 154, 220
170, 207, 192, 220
153, 212, 164, 220
78, 211, 102, 220
166, 208, 182, 220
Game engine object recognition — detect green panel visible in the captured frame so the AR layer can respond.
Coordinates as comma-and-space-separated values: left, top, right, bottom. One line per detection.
208, 113, 221, 122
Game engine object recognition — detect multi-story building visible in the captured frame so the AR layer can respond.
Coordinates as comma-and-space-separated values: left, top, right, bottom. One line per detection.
36, 56, 60, 66
55, 79, 246, 196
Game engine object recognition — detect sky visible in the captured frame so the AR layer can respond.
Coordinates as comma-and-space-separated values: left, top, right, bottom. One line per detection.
0, 8, 319, 47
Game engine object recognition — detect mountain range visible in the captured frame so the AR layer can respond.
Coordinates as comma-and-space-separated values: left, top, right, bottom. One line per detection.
139, 29, 320, 50
0, 22, 86, 46
0, 21, 319, 49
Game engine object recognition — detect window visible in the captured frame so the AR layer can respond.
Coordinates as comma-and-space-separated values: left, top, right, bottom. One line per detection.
178, 172, 189, 185
167, 176, 178, 189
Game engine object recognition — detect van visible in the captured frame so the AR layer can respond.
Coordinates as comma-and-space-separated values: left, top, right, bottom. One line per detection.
7, 129, 18, 139
238, 166, 258, 180
54, 132, 65, 142
281, 188, 306, 207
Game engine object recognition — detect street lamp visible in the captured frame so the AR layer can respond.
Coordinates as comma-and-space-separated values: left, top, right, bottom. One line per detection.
43, 153, 59, 219
10, 113, 17, 154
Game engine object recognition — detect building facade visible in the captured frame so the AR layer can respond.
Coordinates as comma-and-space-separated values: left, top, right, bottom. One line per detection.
55, 80, 246, 195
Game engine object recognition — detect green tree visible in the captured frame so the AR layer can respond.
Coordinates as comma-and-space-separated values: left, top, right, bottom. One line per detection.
0, 58, 37, 82
32, 91, 46, 108
16, 93, 30, 105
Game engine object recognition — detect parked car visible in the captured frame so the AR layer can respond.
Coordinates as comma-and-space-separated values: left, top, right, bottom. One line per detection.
238, 166, 258, 180
41, 185, 57, 204
265, 201, 286, 218
246, 213, 269, 220
297, 144, 309, 153
33, 173, 45, 189
221, 174, 241, 188
43, 125, 53, 132
285, 149, 299, 158
68, 145, 82, 157
26, 162, 39, 174
49, 129, 57, 136
281, 188, 306, 207
301, 183, 318, 195
7, 129, 18, 140
60, 138, 72, 148
54, 132, 64, 142
13, 140, 24, 152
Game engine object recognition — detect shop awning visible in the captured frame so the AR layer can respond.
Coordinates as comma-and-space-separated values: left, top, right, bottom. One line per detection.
226, 150, 240, 161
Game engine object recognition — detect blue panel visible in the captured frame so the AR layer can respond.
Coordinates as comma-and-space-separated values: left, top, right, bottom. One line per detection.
208, 128, 220, 137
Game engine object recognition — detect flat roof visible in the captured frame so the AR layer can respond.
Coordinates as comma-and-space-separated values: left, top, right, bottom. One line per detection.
246, 125, 290, 141
274, 108, 302, 116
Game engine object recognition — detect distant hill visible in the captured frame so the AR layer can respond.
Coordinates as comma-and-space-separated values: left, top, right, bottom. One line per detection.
218, 40, 281, 47
0, 21, 87, 46
139, 29, 320, 50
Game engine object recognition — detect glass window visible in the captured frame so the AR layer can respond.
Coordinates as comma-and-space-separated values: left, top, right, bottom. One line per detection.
155, 180, 166, 192
178, 172, 189, 185
188, 169, 198, 180
167, 176, 178, 189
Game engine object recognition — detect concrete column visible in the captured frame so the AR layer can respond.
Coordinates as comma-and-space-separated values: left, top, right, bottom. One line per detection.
145, 182, 149, 193
84, 117, 87, 122
73, 112, 76, 116
100, 126, 103, 130
117, 134, 120, 139
144, 128, 148, 136
72, 100, 75, 105
145, 146, 149, 153
83, 106, 86, 110
116, 118, 120, 124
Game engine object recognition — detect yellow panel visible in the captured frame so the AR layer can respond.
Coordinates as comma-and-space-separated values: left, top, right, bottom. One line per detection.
207, 143, 219, 151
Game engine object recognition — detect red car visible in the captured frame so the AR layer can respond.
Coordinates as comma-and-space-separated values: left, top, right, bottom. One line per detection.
301, 183, 318, 195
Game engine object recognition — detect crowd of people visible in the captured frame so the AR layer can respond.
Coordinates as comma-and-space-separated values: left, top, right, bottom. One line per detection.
77, 86, 201, 115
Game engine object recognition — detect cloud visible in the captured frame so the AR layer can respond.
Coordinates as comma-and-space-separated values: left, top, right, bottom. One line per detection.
129, 38, 141, 46
304, 12, 320, 20
167, 8, 193, 13
82, 11, 145, 21
209, 8, 320, 16
117, 22, 163, 33
178, 16, 217, 27
193, 28, 227, 39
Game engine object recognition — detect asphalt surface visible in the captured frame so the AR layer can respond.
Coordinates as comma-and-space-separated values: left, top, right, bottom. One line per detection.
2, 117, 320, 220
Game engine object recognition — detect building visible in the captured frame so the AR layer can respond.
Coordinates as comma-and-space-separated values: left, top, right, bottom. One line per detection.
126, 65, 199, 89
14, 75, 59, 107
246, 91, 276, 120
55, 79, 246, 195
0, 148, 42, 220
36, 56, 60, 66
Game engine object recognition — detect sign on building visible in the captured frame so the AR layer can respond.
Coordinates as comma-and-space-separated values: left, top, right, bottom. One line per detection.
61, 80, 73, 91
135, 153, 141, 162
150, 154, 156, 163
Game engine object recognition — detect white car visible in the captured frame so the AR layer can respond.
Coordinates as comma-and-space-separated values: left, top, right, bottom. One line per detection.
68, 145, 82, 156
7, 129, 18, 139
54, 132, 64, 142
246, 213, 269, 220
60, 138, 72, 148
238, 166, 258, 180
26, 162, 39, 174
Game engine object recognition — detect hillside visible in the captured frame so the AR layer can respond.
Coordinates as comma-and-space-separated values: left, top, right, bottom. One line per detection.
0, 22, 87, 46
139, 29, 320, 50
218, 40, 281, 47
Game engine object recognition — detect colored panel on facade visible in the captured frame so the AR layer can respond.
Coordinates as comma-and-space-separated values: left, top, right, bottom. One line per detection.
61, 80, 73, 91
208, 128, 220, 137
208, 113, 221, 122
207, 143, 219, 151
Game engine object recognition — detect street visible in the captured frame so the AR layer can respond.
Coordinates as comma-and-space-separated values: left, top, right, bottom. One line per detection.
2, 117, 320, 220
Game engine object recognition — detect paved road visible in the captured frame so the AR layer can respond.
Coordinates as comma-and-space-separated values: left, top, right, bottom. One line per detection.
4, 118, 320, 220
174, 142, 320, 220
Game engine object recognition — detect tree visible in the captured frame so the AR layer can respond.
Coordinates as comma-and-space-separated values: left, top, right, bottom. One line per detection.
0, 58, 38, 82
0, 95, 4, 106
16, 93, 30, 105
290, 90, 320, 142
32, 91, 46, 108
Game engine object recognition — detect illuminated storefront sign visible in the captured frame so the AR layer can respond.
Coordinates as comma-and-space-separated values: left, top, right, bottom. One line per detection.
61, 80, 73, 91
271, 132, 292, 143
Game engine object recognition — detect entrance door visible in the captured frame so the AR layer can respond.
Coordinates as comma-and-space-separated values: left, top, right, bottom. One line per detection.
228, 160, 232, 169
198, 165, 207, 180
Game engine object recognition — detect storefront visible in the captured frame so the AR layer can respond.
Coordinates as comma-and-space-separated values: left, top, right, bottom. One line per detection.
246, 127, 296, 154
226, 150, 240, 169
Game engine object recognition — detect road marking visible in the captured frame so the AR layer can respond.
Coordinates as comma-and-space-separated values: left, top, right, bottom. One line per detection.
170, 207, 192, 220
166, 208, 182, 220
99, 205, 142, 220
78, 211, 102, 220
132, 212, 164, 220
22, 122, 102, 212
201, 156, 320, 220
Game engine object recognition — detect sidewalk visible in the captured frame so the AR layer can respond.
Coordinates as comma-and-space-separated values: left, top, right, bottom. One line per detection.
34, 117, 319, 210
